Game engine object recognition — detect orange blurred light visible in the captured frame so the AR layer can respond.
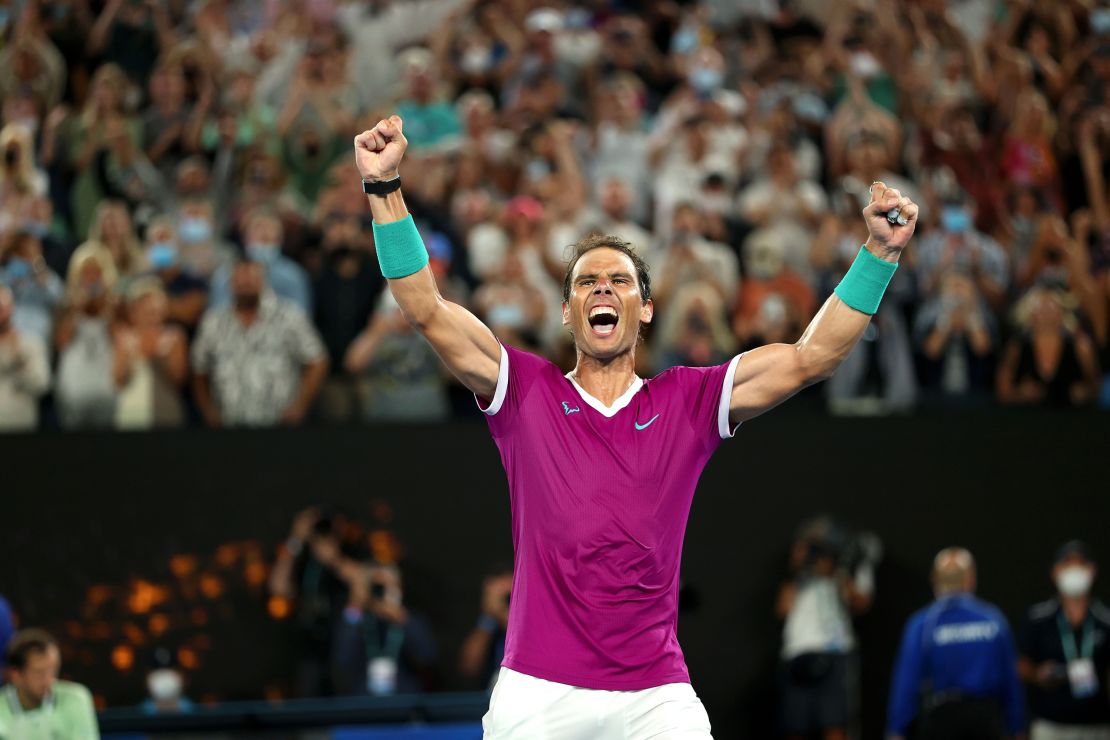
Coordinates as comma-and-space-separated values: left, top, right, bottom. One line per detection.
244, 561, 268, 588
169, 554, 198, 579
199, 573, 224, 599
178, 647, 199, 670
214, 544, 239, 568
123, 623, 145, 646
110, 645, 134, 672
127, 580, 170, 614
267, 596, 291, 620
148, 614, 170, 636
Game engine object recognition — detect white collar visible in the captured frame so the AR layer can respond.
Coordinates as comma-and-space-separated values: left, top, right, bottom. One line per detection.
565, 372, 643, 417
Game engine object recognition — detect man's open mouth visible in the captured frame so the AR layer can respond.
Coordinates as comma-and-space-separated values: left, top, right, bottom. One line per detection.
588, 305, 619, 337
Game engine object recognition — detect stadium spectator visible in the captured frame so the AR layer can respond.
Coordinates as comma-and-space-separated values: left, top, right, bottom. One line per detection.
1019, 541, 1110, 740
140, 647, 194, 715
0, 628, 99, 739
996, 287, 1101, 406
54, 247, 119, 429
776, 518, 875, 740
0, 227, 65, 346
141, 216, 208, 332
191, 258, 326, 427
0, 284, 50, 432
344, 292, 450, 423
210, 210, 311, 314
886, 548, 1024, 740
112, 278, 187, 430
73, 199, 143, 279
331, 561, 439, 696
173, 198, 233, 281
459, 565, 513, 691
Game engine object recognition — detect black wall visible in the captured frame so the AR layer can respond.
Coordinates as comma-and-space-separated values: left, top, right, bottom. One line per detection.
2, 408, 1107, 739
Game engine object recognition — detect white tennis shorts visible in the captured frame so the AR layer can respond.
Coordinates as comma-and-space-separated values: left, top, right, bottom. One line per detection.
482, 667, 714, 739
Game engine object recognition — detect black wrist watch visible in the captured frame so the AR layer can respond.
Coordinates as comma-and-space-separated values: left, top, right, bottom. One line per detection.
362, 175, 402, 196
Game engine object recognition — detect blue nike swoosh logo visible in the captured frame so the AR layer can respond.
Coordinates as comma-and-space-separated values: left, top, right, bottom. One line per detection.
634, 414, 660, 430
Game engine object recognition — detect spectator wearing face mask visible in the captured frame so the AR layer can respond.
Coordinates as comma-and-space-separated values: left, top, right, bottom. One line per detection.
141, 216, 208, 332
0, 227, 65, 346
191, 257, 327, 427
140, 647, 193, 715
0, 629, 99, 739
210, 209, 311, 315
886, 548, 1024, 740
0, 284, 50, 432
174, 198, 234, 280
1019, 541, 1110, 740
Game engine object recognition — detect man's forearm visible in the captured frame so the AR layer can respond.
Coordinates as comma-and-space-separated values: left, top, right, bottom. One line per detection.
796, 239, 900, 380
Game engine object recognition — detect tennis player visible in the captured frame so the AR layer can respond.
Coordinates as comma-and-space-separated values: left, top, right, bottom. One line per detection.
354, 116, 918, 739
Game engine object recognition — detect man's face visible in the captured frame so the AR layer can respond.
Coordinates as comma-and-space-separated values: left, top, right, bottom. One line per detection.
231, 263, 265, 300
562, 248, 652, 360
12, 646, 60, 705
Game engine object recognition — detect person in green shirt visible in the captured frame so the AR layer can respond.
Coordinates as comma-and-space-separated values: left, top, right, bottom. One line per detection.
0, 628, 99, 740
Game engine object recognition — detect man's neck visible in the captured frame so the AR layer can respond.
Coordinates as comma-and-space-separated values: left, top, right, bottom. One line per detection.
570, 350, 638, 406
16, 686, 43, 711
1062, 595, 1090, 626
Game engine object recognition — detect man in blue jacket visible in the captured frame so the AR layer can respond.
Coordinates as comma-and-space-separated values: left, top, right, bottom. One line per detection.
886, 547, 1024, 740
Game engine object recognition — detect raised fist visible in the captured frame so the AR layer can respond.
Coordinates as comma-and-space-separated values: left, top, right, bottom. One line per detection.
354, 116, 407, 183
863, 181, 918, 253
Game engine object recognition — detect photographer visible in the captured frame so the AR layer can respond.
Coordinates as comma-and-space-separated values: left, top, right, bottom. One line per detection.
331, 561, 438, 696
459, 564, 512, 690
776, 517, 879, 740
268, 506, 354, 697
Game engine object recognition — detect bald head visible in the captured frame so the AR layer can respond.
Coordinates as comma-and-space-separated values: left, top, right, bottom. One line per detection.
932, 547, 976, 596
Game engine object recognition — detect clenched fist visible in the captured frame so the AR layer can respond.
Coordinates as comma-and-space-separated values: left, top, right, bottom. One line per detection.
354, 116, 407, 183
863, 181, 919, 255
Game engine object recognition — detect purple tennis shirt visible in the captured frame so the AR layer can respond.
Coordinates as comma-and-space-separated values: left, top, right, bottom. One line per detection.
478, 344, 742, 691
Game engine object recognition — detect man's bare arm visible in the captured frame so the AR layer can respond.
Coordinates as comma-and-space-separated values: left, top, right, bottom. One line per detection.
729, 182, 918, 424
355, 117, 501, 399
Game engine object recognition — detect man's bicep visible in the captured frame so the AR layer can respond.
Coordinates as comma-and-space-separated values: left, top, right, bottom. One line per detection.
421, 299, 502, 399
728, 343, 808, 424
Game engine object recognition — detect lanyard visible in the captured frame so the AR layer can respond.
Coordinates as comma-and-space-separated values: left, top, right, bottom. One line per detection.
363, 613, 405, 662
1057, 610, 1095, 663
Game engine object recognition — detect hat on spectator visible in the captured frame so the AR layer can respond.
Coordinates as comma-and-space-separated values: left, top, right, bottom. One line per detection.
1054, 540, 1094, 565
526, 8, 564, 34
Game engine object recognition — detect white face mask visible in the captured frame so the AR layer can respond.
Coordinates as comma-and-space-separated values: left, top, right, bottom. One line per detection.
147, 669, 183, 701
1056, 566, 1094, 598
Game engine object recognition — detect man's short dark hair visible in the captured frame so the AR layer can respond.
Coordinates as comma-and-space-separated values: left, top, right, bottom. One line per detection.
561, 234, 652, 303
6, 628, 57, 670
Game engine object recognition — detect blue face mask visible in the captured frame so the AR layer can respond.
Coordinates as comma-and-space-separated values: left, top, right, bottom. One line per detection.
148, 243, 177, 270
178, 217, 212, 244
941, 206, 971, 234
689, 66, 723, 95
1092, 8, 1110, 34
5, 258, 31, 280
247, 243, 280, 264
22, 221, 50, 239
488, 303, 525, 329
671, 27, 699, 55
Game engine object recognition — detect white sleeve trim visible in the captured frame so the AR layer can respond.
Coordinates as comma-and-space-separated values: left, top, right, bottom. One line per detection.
717, 353, 743, 439
475, 343, 509, 416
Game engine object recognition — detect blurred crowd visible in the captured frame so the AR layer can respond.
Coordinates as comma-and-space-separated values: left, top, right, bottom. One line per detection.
1, 0, 1110, 432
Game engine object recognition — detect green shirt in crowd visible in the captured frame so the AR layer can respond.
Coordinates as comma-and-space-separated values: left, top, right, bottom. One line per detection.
0, 682, 99, 740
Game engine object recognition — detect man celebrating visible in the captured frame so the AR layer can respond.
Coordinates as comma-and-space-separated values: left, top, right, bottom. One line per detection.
354, 115, 918, 738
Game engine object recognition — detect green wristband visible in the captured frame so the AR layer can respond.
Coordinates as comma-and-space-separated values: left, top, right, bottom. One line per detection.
833, 246, 898, 315
372, 215, 429, 279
